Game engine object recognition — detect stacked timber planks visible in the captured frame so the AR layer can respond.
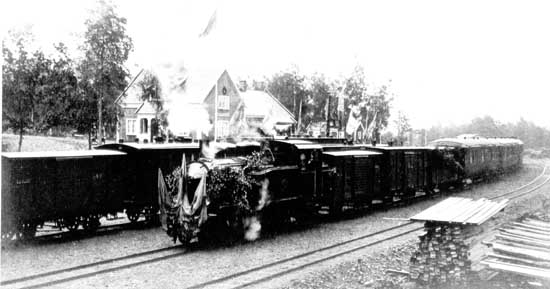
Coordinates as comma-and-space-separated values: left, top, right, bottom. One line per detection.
408, 197, 508, 286
409, 222, 473, 285
482, 217, 550, 280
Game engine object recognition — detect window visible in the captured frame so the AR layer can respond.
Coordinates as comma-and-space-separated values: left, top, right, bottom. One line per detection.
218, 94, 230, 110
140, 118, 148, 134
217, 120, 229, 138
126, 119, 136, 135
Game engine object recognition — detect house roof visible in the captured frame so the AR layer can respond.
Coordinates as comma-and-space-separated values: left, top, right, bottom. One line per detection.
135, 101, 157, 115
240, 90, 296, 124
115, 69, 145, 105
181, 68, 227, 103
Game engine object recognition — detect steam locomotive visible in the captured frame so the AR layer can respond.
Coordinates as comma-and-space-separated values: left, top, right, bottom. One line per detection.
1, 136, 523, 242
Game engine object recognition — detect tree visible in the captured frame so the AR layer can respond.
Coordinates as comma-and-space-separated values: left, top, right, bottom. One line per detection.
78, 0, 133, 143
395, 111, 412, 145
344, 65, 392, 142
366, 84, 392, 141
32, 43, 79, 134
266, 67, 310, 133
308, 74, 338, 136
2, 29, 38, 151
137, 70, 167, 140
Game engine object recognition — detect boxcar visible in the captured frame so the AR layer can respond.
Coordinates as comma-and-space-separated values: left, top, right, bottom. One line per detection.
322, 150, 383, 214
362, 146, 433, 202
97, 143, 200, 222
1, 150, 128, 240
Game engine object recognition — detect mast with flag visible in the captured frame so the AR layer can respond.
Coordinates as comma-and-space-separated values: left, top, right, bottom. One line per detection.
336, 86, 346, 137
199, 9, 217, 38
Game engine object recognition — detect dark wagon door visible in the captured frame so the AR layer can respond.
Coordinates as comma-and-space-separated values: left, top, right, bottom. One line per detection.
55, 155, 93, 218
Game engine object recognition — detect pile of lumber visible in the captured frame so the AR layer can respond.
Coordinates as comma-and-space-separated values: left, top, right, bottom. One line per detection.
409, 222, 474, 285
481, 217, 550, 280
408, 197, 508, 286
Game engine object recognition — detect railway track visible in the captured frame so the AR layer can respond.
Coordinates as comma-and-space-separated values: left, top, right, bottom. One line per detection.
0, 244, 187, 289
183, 165, 550, 289
3, 165, 549, 289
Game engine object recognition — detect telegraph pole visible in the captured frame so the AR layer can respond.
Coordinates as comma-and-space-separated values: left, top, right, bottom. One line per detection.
326, 94, 331, 137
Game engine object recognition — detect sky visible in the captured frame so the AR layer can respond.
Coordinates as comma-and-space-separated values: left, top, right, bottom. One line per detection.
2, 0, 550, 131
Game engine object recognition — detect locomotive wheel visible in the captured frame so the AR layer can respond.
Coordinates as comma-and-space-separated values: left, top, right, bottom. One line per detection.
21, 223, 37, 240
177, 222, 195, 245
127, 209, 141, 224
63, 217, 80, 232
82, 215, 100, 232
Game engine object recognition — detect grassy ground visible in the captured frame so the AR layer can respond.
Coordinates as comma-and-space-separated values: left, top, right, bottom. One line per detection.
1, 134, 90, 152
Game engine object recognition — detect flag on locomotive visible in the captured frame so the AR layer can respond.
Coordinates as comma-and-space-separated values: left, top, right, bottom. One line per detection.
158, 154, 209, 243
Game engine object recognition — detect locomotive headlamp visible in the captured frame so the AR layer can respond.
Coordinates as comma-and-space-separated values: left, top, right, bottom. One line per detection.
188, 162, 208, 179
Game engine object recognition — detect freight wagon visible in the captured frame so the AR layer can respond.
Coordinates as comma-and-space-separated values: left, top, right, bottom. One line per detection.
1, 150, 129, 240
97, 143, 200, 222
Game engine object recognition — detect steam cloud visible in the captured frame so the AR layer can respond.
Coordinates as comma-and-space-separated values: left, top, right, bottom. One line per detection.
152, 62, 213, 139
244, 216, 261, 241
244, 178, 270, 241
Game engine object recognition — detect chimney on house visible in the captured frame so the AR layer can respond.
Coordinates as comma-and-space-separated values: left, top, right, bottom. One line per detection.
239, 80, 248, 92
253, 80, 266, 90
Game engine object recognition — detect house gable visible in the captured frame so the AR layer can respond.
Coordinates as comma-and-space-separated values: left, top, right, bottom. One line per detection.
202, 70, 243, 139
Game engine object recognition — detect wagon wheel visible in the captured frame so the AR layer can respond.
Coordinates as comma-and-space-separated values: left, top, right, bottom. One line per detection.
1, 230, 17, 241
144, 208, 159, 225
82, 215, 100, 232
63, 217, 80, 232
126, 209, 141, 224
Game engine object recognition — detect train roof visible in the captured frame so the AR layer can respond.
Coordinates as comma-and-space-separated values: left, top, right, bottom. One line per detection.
2, 150, 127, 159
323, 150, 382, 157
235, 140, 261, 147
317, 143, 353, 148
359, 145, 434, 151
286, 137, 347, 144
209, 142, 236, 149
430, 137, 523, 148
97, 142, 199, 152
271, 139, 323, 150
